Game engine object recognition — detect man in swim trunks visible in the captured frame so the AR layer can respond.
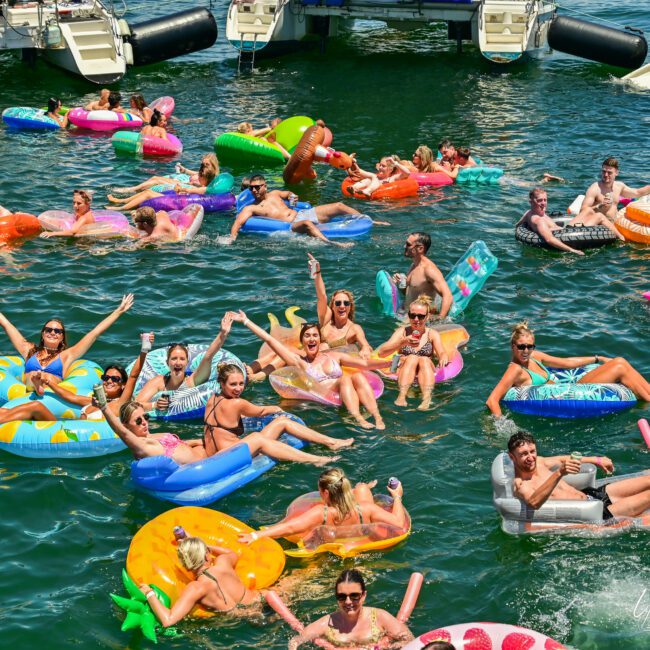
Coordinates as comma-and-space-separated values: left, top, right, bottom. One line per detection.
394, 232, 453, 317
578, 156, 650, 222
133, 206, 178, 243
508, 431, 650, 519
228, 174, 370, 248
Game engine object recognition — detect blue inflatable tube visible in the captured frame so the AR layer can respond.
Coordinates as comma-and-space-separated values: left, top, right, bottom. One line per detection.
2, 107, 60, 130
131, 413, 307, 505
502, 365, 637, 418
235, 188, 312, 214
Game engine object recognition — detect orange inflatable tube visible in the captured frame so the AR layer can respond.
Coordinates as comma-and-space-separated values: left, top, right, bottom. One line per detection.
625, 201, 650, 226
341, 177, 419, 200
0, 212, 40, 242
614, 208, 650, 244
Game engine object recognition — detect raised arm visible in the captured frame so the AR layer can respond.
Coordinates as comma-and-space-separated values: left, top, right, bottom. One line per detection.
230, 310, 306, 370
191, 314, 233, 386
485, 363, 521, 417
620, 182, 650, 199
307, 254, 332, 325
0, 312, 33, 358
425, 265, 453, 319
118, 335, 155, 406
100, 402, 150, 457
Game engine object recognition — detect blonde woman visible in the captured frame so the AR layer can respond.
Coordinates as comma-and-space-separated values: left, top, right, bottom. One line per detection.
375, 295, 448, 410
486, 321, 650, 418
404, 145, 437, 173
138, 537, 260, 626
238, 467, 406, 545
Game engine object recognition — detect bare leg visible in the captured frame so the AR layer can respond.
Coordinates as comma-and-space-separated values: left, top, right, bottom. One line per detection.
579, 357, 650, 401
258, 416, 353, 450
395, 355, 419, 406
291, 220, 353, 249
351, 373, 384, 430
243, 431, 339, 466
607, 475, 650, 517
113, 176, 175, 194
571, 210, 625, 241
0, 402, 57, 423
247, 351, 284, 382
416, 356, 436, 411
106, 189, 161, 210
313, 202, 361, 221
338, 374, 372, 429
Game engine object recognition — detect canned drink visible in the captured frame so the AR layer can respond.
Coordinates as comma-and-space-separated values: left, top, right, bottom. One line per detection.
308, 259, 319, 279
570, 451, 582, 461
173, 526, 187, 541
289, 194, 298, 208
397, 273, 407, 290
141, 332, 152, 353
388, 477, 400, 489
93, 382, 107, 408
390, 354, 401, 374
175, 163, 182, 174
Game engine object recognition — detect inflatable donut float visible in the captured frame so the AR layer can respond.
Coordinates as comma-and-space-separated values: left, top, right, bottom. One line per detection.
112, 130, 183, 156
615, 200, 650, 244
2, 107, 62, 130
515, 214, 618, 251
410, 171, 454, 187
124, 506, 286, 618
341, 177, 419, 200
405, 622, 566, 649
0, 212, 41, 242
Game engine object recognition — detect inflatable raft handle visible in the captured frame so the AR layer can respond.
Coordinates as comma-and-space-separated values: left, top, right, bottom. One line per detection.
265, 591, 304, 632
639, 419, 650, 449
397, 572, 424, 622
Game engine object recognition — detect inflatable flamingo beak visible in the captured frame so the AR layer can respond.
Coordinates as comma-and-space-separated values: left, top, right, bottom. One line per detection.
333, 152, 341, 158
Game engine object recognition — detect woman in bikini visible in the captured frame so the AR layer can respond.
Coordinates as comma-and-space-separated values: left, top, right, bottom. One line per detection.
140, 109, 168, 139
486, 321, 650, 417
287, 568, 413, 649
238, 467, 407, 547
375, 295, 448, 410
138, 536, 260, 626
129, 94, 152, 123
0, 333, 151, 423
101, 400, 206, 463
135, 314, 232, 413
0, 294, 133, 395
203, 363, 351, 465
233, 311, 388, 429
46, 97, 68, 128
246, 254, 372, 382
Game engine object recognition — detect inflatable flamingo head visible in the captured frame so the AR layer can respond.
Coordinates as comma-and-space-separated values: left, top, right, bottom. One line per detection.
328, 150, 353, 171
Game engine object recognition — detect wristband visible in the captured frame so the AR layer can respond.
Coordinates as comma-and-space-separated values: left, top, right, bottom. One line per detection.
146, 591, 156, 600
250, 531, 258, 541
243, 318, 250, 326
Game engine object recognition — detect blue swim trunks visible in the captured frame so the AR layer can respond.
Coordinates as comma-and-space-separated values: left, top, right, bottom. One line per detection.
293, 208, 319, 224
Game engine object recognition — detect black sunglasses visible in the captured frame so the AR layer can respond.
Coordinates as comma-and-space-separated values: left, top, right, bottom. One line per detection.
43, 327, 64, 335
167, 342, 188, 349
334, 300, 351, 307
335, 592, 363, 602
408, 312, 426, 320
516, 343, 536, 351
250, 184, 266, 190
134, 414, 150, 426
101, 374, 124, 384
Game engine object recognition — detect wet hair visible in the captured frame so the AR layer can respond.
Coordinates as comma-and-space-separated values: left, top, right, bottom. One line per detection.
299, 322, 321, 345
422, 642, 457, 650
119, 400, 144, 425
217, 362, 244, 384
27, 318, 68, 361
409, 231, 431, 253
134, 206, 156, 226
237, 121, 253, 134
456, 146, 471, 160
250, 174, 266, 184
329, 289, 356, 322
240, 177, 251, 191
166, 343, 189, 362
103, 364, 128, 384
529, 187, 547, 200
108, 91, 121, 109
318, 468, 357, 524
177, 537, 208, 572
73, 189, 92, 205
409, 294, 433, 315
149, 109, 164, 127
414, 145, 435, 173
437, 138, 453, 152
335, 568, 366, 594
510, 320, 534, 345
130, 94, 147, 111
602, 156, 619, 170
47, 97, 61, 113
508, 431, 536, 452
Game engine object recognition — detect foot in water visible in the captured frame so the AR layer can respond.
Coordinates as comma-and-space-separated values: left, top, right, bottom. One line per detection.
354, 414, 374, 430
333, 241, 354, 249
106, 194, 126, 204
328, 437, 354, 450
314, 454, 340, 466
374, 415, 386, 430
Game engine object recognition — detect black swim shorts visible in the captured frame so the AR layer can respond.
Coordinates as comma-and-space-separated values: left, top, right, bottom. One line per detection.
581, 485, 614, 520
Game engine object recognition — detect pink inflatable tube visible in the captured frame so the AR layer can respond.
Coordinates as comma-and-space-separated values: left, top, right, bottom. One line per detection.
410, 172, 454, 187
142, 133, 183, 156
639, 419, 650, 449
643, 291, 650, 301
405, 622, 566, 649
380, 352, 463, 384
266, 571, 423, 648
68, 108, 143, 131
149, 96, 175, 118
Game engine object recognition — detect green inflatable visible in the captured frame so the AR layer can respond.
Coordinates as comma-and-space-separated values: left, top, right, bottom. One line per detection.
214, 115, 315, 167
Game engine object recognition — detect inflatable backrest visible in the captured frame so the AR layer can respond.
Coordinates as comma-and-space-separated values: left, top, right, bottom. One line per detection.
206, 172, 234, 195
269, 116, 315, 150
131, 455, 180, 489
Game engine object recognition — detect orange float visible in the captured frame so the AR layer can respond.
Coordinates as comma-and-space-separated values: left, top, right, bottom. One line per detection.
615, 206, 650, 244
624, 199, 650, 226
341, 177, 419, 200
0, 212, 41, 242
283, 125, 353, 184
126, 506, 286, 618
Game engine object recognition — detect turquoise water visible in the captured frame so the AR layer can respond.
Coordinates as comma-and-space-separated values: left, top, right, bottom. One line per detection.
1, 1, 649, 648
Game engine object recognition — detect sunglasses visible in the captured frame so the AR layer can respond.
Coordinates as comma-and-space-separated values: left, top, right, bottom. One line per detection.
515, 343, 536, 351
334, 300, 351, 307
335, 592, 363, 602
167, 342, 188, 350
250, 184, 266, 190
43, 327, 64, 335
134, 414, 150, 426
408, 312, 426, 320
101, 374, 124, 384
